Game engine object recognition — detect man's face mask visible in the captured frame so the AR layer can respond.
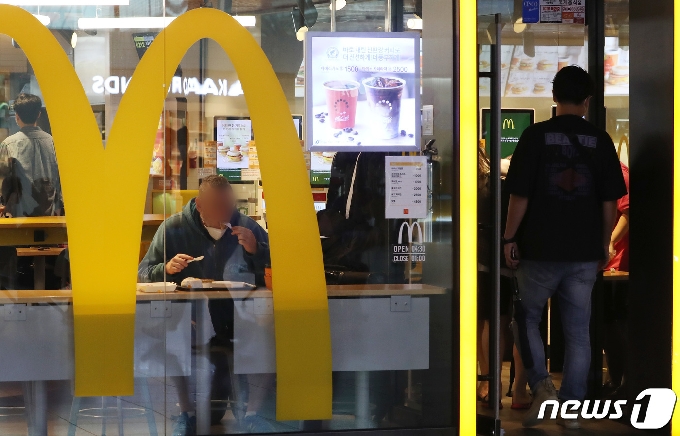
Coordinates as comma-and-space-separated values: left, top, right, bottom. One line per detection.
205, 225, 227, 240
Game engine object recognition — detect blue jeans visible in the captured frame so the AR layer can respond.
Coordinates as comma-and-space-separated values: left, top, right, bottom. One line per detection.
513, 260, 599, 401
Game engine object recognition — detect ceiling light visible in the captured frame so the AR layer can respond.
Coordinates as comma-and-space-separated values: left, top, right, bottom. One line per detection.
33, 14, 50, 26
406, 18, 422, 30
296, 25, 308, 41
78, 16, 176, 30
513, 17, 527, 33
233, 15, 256, 27
0, 0, 128, 5
329, 0, 346, 10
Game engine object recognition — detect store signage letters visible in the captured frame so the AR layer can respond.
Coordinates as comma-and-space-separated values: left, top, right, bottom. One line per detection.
92, 75, 230, 96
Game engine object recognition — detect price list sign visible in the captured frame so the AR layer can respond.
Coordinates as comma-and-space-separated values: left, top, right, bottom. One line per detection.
385, 156, 427, 219
523, 0, 585, 24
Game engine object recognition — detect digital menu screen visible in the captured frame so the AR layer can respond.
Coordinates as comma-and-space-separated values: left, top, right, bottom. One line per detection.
305, 32, 421, 152
214, 117, 253, 180
481, 109, 534, 159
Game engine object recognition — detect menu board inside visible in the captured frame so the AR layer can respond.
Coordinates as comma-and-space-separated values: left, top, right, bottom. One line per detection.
479, 43, 629, 97
481, 109, 535, 158
214, 117, 253, 180
305, 32, 421, 152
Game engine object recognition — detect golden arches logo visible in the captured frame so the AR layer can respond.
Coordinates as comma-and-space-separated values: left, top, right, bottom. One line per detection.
502, 118, 515, 129
0, 5, 332, 420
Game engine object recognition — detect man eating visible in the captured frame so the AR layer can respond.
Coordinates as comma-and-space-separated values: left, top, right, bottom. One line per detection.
139, 174, 274, 435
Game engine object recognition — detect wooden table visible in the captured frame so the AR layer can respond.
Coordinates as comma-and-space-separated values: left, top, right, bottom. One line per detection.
16, 247, 65, 290
0, 215, 167, 246
603, 270, 629, 281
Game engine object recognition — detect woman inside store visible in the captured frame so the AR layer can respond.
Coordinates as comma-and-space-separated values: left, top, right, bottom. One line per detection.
477, 146, 531, 409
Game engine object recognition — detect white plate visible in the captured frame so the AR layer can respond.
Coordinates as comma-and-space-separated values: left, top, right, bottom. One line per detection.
137, 282, 177, 293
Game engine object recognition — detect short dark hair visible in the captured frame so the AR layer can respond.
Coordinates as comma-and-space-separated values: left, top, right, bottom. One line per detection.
14, 93, 42, 124
552, 66, 594, 105
199, 174, 231, 193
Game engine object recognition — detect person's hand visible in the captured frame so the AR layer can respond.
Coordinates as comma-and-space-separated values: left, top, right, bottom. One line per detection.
599, 244, 611, 271
609, 243, 616, 261
165, 254, 193, 275
504, 242, 520, 269
232, 226, 257, 254
0, 205, 5, 216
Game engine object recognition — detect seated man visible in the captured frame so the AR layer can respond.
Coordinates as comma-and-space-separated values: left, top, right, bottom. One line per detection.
139, 174, 273, 435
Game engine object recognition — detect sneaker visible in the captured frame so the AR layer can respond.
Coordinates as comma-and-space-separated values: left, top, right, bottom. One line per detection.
172, 412, 197, 436
243, 414, 277, 433
557, 415, 581, 430
522, 377, 558, 428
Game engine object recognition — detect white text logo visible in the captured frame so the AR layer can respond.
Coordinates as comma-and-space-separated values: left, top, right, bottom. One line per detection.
537, 389, 676, 430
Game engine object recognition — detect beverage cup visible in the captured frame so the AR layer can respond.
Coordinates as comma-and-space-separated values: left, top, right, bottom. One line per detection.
604, 49, 619, 74
323, 80, 360, 129
558, 56, 570, 70
362, 77, 405, 140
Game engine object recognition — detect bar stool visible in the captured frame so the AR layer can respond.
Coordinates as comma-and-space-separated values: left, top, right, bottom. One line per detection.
67, 378, 158, 436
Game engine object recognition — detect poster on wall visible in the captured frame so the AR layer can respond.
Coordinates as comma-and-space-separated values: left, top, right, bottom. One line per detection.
523, 0, 585, 24
305, 32, 421, 152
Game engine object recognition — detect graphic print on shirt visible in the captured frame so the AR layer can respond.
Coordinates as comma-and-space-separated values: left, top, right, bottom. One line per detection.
544, 132, 597, 201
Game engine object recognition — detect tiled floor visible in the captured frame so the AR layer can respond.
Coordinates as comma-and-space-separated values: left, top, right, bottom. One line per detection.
477, 363, 648, 436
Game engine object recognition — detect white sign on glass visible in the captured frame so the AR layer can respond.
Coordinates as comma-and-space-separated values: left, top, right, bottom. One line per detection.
385, 156, 427, 219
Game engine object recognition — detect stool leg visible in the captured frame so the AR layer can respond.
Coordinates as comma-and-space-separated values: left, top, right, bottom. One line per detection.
67, 396, 81, 436
100, 397, 106, 436
139, 379, 158, 436
22, 382, 35, 436
117, 397, 124, 436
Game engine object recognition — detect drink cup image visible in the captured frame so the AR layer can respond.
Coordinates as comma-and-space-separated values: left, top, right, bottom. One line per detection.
323, 80, 360, 129
558, 56, 570, 70
362, 76, 405, 140
604, 49, 619, 74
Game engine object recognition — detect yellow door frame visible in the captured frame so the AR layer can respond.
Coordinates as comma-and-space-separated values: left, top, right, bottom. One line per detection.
459, 1, 478, 434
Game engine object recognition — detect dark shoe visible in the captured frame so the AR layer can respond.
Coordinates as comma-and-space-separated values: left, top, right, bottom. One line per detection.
243, 414, 277, 433
606, 384, 628, 401
172, 412, 196, 436
557, 415, 581, 430
522, 378, 558, 428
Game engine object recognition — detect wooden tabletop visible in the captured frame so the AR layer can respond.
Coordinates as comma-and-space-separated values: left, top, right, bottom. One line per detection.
0, 215, 167, 229
0, 215, 167, 246
0, 284, 447, 304
603, 270, 629, 281
16, 247, 66, 257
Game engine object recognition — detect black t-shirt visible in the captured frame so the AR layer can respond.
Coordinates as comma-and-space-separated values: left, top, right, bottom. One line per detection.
505, 114, 627, 262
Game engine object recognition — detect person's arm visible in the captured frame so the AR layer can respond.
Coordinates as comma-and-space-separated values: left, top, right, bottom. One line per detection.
601, 200, 618, 268
609, 209, 629, 257
138, 224, 167, 283
503, 194, 529, 268
248, 226, 271, 271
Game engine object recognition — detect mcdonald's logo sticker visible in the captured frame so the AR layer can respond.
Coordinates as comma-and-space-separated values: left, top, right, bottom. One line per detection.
503, 118, 515, 129
393, 221, 426, 262
0, 5, 331, 420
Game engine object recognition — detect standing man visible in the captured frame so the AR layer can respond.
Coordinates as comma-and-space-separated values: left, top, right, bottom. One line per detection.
502, 66, 626, 429
0, 93, 63, 217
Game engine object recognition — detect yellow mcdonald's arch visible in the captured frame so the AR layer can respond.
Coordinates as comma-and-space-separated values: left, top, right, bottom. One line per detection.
502, 118, 515, 130
0, 5, 332, 420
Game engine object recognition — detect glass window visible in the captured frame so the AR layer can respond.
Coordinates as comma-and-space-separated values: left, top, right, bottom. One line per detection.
0, 0, 455, 434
